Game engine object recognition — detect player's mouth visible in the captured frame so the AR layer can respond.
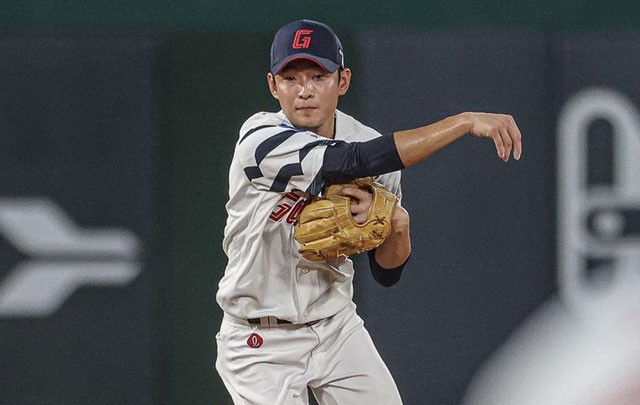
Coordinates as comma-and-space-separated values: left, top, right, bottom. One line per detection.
296, 106, 318, 111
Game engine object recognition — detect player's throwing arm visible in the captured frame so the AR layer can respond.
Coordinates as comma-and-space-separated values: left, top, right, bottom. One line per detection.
394, 112, 522, 167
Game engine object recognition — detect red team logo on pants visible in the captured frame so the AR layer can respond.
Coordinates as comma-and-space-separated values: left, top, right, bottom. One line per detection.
247, 333, 263, 348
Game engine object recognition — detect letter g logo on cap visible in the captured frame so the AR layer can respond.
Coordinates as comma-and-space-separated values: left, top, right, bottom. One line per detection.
292, 29, 313, 49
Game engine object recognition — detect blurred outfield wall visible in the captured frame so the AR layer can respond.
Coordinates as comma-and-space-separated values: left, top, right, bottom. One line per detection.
1, 2, 639, 405
2, 0, 640, 30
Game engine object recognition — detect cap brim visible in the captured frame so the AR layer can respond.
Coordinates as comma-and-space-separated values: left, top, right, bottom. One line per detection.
271, 54, 340, 75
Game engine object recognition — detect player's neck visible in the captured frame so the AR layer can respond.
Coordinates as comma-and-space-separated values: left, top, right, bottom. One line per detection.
317, 114, 337, 139
297, 115, 336, 139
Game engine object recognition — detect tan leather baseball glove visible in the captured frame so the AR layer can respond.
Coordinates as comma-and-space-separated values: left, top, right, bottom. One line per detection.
294, 177, 399, 261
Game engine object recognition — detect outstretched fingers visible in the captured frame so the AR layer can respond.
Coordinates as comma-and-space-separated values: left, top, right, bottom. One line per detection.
508, 115, 523, 160
499, 126, 512, 162
491, 128, 506, 161
490, 115, 522, 162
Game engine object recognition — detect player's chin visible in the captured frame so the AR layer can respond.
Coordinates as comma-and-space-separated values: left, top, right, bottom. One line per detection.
292, 114, 324, 130
294, 108, 319, 119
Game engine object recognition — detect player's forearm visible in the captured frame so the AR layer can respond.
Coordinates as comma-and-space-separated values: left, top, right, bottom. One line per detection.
393, 113, 470, 168
374, 207, 411, 269
375, 228, 411, 269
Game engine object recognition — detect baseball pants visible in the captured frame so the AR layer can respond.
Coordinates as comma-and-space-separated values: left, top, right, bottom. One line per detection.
215, 302, 403, 404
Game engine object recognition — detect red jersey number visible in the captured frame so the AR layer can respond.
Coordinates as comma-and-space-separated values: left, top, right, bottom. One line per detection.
270, 192, 306, 224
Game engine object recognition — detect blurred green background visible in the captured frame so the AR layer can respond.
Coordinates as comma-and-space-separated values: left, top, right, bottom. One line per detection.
3, 0, 640, 30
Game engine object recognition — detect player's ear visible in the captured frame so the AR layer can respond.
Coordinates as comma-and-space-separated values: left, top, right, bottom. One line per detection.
267, 73, 279, 100
337, 68, 352, 96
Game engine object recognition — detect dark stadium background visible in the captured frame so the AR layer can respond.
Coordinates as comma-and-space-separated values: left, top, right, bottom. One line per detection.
1, 1, 638, 404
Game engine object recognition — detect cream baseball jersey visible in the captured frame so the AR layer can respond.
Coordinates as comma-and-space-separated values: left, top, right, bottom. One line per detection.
216, 109, 401, 324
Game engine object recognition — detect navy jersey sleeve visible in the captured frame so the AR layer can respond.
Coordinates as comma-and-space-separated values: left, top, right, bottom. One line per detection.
321, 135, 404, 183
367, 250, 410, 287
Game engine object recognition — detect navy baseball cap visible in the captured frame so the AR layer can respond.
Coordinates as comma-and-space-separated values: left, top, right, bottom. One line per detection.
270, 20, 345, 75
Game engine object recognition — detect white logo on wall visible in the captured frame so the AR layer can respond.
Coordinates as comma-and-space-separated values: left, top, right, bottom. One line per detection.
557, 87, 640, 330
0, 198, 141, 317
463, 86, 640, 405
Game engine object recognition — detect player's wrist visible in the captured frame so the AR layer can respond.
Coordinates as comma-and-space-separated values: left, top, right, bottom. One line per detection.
453, 112, 474, 135
375, 239, 411, 269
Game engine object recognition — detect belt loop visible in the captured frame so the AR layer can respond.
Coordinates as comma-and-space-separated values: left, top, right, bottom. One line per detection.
260, 317, 269, 327
268, 316, 277, 327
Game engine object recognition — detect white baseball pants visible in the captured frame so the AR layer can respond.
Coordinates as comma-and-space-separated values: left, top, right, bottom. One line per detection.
215, 302, 402, 404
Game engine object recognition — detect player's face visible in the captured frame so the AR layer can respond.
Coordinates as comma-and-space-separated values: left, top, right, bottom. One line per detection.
267, 59, 351, 138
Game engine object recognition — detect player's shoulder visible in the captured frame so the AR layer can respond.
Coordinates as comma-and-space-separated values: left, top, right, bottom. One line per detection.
240, 111, 286, 131
238, 111, 293, 140
335, 110, 384, 142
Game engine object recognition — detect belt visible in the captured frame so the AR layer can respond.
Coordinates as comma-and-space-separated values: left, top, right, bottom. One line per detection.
247, 316, 323, 327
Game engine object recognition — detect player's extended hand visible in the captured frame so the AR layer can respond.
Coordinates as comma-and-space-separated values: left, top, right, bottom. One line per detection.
339, 186, 373, 224
463, 112, 522, 162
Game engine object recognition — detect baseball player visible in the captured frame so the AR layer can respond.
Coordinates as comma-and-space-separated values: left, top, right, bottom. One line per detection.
215, 19, 522, 404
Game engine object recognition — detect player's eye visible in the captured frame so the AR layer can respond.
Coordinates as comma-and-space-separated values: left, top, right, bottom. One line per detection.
283, 76, 295, 81
313, 74, 325, 80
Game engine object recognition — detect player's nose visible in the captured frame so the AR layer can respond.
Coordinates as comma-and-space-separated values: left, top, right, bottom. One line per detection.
298, 79, 314, 98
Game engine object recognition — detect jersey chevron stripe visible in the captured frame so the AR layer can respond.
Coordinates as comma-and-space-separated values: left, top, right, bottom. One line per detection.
269, 162, 304, 192
299, 139, 342, 161
306, 169, 326, 195
238, 124, 277, 144
254, 129, 298, 164
243, 166, 263, 181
